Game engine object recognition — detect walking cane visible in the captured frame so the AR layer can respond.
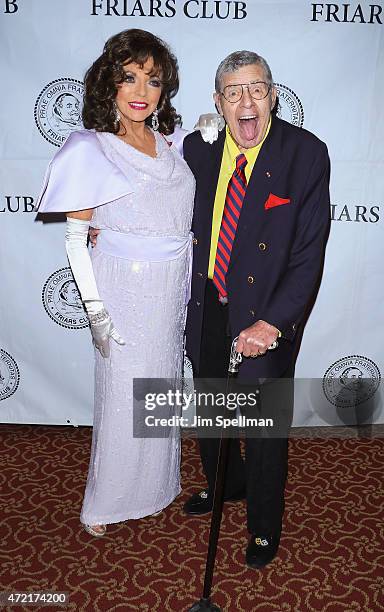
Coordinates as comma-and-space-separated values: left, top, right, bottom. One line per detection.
188, 336, 243, 612
188, 336, 278, 612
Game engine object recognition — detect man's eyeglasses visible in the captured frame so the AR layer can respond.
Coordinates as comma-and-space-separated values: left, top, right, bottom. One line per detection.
221, 81, 271, 103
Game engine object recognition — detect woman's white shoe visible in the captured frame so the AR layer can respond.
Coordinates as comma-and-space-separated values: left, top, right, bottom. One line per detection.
84, 523, 106, 537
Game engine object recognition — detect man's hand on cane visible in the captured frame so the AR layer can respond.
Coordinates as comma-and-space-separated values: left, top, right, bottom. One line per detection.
235, 320, 280, 358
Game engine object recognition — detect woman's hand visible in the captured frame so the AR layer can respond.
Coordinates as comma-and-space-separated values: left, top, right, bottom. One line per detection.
65, 216, 124, 357
88, 307, 125, 358
89, 227, 100, 247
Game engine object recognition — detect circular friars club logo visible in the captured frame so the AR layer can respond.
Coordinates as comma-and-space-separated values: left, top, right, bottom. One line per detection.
0, 349, 20, 401
274, 84, 304, 127
323, 355, 381, 408
42, 267, 89, 330
34, 78, 84, 147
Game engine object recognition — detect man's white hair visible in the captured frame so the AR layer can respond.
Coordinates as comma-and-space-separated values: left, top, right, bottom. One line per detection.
215, 50, 273, 93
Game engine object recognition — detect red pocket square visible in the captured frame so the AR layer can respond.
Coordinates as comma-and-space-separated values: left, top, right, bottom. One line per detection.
264, 193, 291, 209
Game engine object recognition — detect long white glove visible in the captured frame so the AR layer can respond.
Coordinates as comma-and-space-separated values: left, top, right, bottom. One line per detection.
65, 217, 125, 357
194, 113, 225, 144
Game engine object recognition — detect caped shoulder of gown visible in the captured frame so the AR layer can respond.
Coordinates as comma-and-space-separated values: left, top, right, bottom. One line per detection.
35, 129, 135, 214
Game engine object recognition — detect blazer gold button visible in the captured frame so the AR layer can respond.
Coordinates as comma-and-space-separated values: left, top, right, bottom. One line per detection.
193, 238, 198, 245
197, 272, 203, 277
247, 275, 254, 284
258, 242, 267, 251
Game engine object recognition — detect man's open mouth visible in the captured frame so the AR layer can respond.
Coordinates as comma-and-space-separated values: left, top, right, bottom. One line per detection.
238, 115, 258, 140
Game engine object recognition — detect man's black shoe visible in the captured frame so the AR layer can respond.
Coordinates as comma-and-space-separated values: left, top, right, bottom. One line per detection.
183, 487, 246, 515
245, 533, 281, 569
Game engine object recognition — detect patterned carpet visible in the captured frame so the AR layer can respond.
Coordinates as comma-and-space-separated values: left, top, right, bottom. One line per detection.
0, 424, 383, 612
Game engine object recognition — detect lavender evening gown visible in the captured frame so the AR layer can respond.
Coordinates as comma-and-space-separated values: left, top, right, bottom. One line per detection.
79, 130, 195, 525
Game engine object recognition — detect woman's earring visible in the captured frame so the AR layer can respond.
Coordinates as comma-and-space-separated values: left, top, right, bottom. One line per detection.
114, 102, 121, 126
151, 108, 159, 131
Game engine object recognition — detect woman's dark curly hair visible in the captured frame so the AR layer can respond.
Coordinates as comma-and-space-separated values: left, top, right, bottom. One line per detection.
82, 29, 181, 135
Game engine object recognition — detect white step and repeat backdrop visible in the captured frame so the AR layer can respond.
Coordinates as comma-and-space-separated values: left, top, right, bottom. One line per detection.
1, 0, 383, 428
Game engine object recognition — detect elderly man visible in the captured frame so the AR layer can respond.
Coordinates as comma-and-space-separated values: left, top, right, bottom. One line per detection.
183, 50, 330, 568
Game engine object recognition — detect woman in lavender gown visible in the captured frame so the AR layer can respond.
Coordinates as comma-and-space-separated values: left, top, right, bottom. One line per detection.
36, 29, 195, 536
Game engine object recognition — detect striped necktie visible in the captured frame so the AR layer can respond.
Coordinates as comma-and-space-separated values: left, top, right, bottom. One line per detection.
212, 153, 248, 303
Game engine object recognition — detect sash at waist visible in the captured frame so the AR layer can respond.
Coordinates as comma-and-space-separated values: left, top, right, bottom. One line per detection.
96, 228, 194, 309
97, 228, 193, 262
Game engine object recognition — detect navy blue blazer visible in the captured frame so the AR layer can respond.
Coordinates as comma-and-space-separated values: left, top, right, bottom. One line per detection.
184, 116, 331, 381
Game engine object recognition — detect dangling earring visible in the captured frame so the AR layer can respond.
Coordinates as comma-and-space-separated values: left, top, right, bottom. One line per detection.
151, 108, 159, 131
113, 101, 120, 127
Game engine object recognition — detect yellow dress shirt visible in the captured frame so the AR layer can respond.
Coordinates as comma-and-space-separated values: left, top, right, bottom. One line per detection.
207, 118, 271, 278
